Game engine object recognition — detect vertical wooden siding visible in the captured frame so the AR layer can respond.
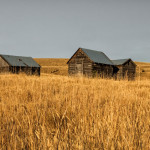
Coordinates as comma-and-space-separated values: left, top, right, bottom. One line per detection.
115, 60, 136, 80
122, 61, 136, 80
0, 56, 9, 73
68, 49, 93, 76
92, 63, 113, 78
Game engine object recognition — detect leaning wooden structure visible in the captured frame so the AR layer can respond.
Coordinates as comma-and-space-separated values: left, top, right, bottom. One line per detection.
112, 59, 136, 80
0, 54, 41, 76
67, 48, 136, 80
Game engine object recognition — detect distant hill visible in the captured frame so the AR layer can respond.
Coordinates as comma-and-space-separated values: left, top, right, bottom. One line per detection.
34, 58, 69, 76
135, 61, 150, 79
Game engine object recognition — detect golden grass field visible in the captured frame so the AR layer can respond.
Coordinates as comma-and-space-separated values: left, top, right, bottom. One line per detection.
34, 58, 69, 76
0, 59, 150, 149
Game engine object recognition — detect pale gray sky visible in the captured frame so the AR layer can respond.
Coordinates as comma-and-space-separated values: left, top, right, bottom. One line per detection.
0, 0, 150, 61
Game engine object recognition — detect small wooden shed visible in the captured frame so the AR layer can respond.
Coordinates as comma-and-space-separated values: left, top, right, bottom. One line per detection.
0, 54, 41, 76
67, 48, 115, 78
112, 59, 136, 80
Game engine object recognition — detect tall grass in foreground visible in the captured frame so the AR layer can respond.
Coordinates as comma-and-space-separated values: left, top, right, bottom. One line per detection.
0, 74, 150, 149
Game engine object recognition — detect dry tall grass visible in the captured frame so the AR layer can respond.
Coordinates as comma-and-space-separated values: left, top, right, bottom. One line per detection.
0, 74, 150, 149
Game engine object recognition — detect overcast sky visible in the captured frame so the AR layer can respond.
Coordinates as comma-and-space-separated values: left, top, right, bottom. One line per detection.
0, 0, 150, 61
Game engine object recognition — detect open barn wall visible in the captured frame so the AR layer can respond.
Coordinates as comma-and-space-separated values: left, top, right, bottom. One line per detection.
68, 49, 93, 76
32, 67, 40, 76
9, 67, 32, 75
9, 66, 40, 76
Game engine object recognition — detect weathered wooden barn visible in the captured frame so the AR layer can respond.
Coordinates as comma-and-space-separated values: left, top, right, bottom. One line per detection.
112, 59, 136, 80
67, 48, 136, 79
0, 54, 41, 75
67, 48, 115, 78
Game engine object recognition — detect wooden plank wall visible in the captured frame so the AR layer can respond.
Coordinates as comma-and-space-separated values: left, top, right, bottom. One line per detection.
122, 61, 136, 80
116, 60, 136, 80
92, 63, 113, 78
0, 56, 10, 73
68, 49, 92, 76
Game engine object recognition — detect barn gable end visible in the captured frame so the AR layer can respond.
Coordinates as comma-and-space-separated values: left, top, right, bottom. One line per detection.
0, 56, 9, 67
0, 56, 10, 73
68, 48, 93, 76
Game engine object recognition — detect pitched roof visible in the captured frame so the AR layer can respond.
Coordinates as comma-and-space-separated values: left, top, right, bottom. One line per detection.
81, 48, 114, 65
111, 59, 130, 65
0, 54, 40, 67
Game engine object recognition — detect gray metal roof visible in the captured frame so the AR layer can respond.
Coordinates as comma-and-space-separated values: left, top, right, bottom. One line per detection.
0, 54, 40, 67
81, 48, 114, 65
111, 59, 130, 65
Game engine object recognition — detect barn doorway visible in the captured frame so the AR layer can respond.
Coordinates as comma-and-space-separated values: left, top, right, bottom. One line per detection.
76, 64, 83, 74
75, 59, 83, 75
113, 66, 119, 79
